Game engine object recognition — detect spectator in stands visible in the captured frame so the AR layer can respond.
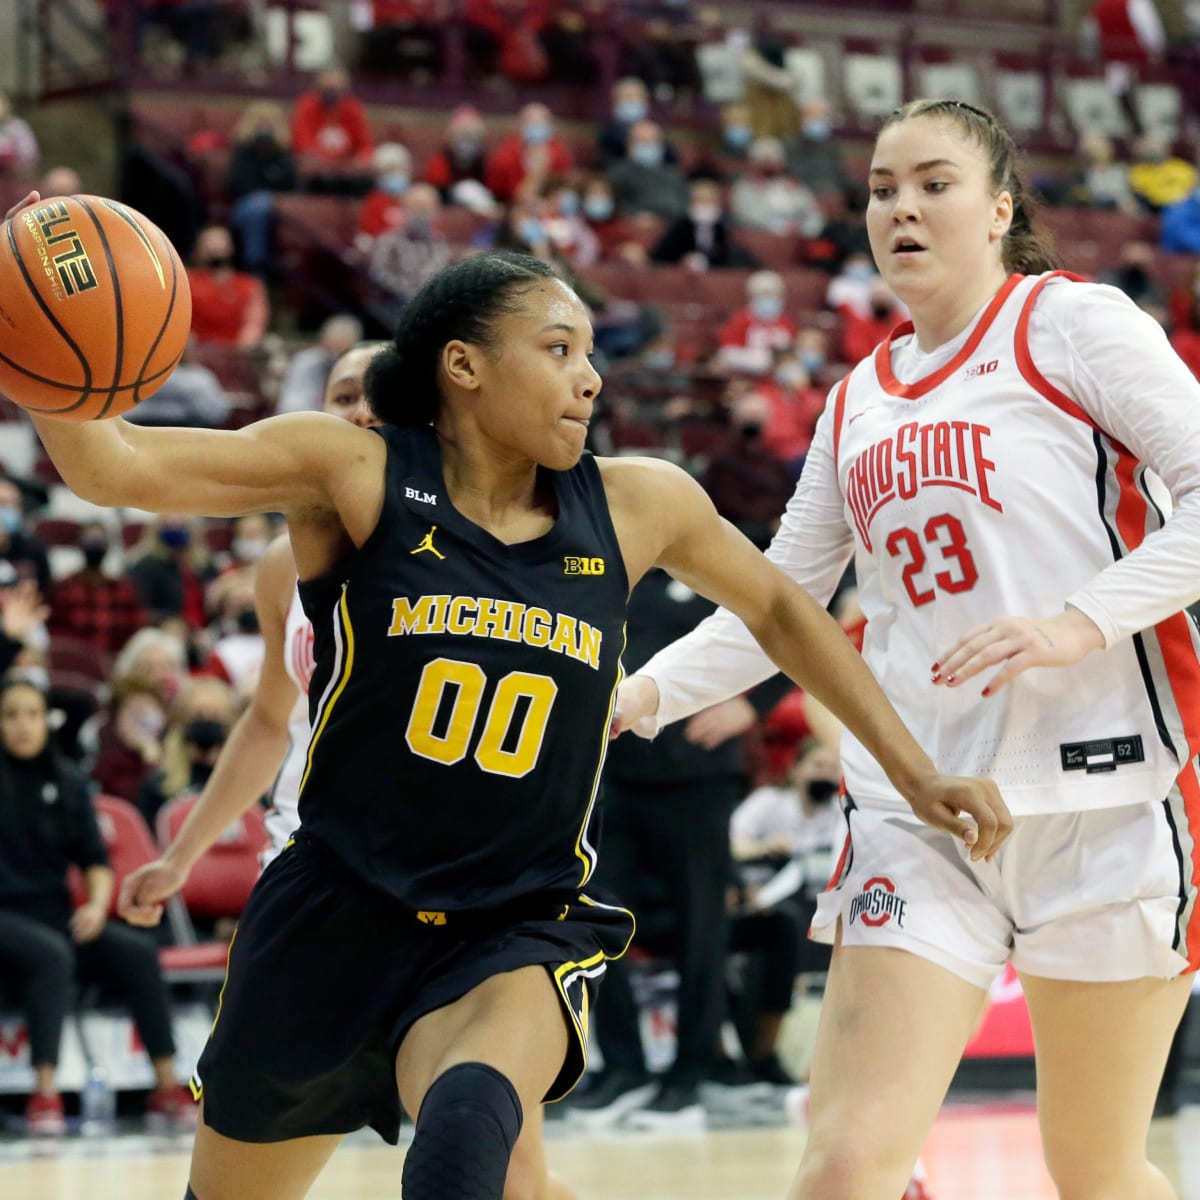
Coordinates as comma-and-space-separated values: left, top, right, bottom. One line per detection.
1161, 183, 1200, 254
463, 0, 549, 82
423, 106, 491, 202
808, 184, 871, 272
595, 76, 673, 166
718, 271, 797, 376
606, 119, 688, 221
838, 277, 906, 365
742, 35, 801, 141
719, 101, 755, 163
1081, 0, 1165, 95
580, 174, 643, 262
651, 177, 756, 270
90, 673, 169, 803
0, 90, 39, 179
795, 326, 833, 388
540, 176, 600, 269
748, 349, 826, 473
731, 137, 824, 237
355, 0, 447, 77
123, 336, 231, 429
127, 515, 211, 631
1059, 131, 1136, 212
276, 315, 364, 415
485, 102, 573, 204
0, 578, 49, 681
38, 164, 81, 199
826, 249, 882, 319
188, 225, 270, 349
205, 513, 275, 625
620, 0, 702, 99
48, 521, 145, 657
112, 628, 189, 708
290, 66, 375, 192
786, 99, 849, 197
136, 677, 239, 828
702, 391, 798, 549
203, 578, 265, 699
368, 182, 453, 321
0, 477, 50, 595
1127, 133, 1197, 213
225, 102, 298, 277
357, 142, 413, 246
0, 676, 195, 1136
1100, 238, 1167, 320
1168, 264, 1200, 379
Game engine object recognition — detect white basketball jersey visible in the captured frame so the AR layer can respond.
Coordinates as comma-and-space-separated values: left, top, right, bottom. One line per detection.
641, 272, 1200, 820
262, 583, 316, 862
829, 272, 1200, 814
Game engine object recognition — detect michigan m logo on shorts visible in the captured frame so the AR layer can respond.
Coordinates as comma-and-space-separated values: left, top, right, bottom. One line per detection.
564, 556, 605, 576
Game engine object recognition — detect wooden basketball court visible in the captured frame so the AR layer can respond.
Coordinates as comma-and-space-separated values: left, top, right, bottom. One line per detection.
3, 1099, 1198, 1199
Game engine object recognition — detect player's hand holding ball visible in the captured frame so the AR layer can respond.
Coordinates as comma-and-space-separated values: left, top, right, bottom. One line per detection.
0, 190, 190, 421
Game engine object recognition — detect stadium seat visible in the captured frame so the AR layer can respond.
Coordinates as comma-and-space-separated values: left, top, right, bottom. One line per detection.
696, 40, 745, 104
156, 794, 269, 926
842, 53, 903, 119
48, 636, 113, 684
34, 517, 82, 547
784, 46, 827, 108
994, 67, 1046, 132
1062, 77, 1130, 138
1135, 82, 1181, 142
67, 795, 232, 983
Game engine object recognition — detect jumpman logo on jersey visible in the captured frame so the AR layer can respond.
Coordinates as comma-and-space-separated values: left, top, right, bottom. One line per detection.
410, 525, 446, 560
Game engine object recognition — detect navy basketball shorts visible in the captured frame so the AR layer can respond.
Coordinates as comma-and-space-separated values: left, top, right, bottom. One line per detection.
191, 832, 635, 1144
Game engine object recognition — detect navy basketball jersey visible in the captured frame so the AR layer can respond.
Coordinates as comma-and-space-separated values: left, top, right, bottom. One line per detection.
296, 424, 628, 911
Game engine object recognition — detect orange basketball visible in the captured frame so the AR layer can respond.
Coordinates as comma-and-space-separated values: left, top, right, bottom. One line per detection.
0, 194, 191, 421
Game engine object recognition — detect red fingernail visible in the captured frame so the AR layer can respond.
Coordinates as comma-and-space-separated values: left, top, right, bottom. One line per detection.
931, 673, 941, 683
946, 674, 956, 683
981, 687, 990, 697
931, 662, 940, 672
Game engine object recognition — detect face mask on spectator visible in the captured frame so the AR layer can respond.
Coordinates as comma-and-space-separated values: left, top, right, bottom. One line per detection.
689, 202, 720, 225
615, 99, 647, 124
406, 215, 433, 238
751, 295, 784, 321
803, 117, 832, 141
235, 607, 261, 635
81, 539, 108, 569
319, 88, 344, 107
0, 506, 21, 535
380, 172, 409, 196
451, 135, 482, 162
871, 300, 894, 321
643, 348, 675, 371
775, 363, 806, 389
185, 717, 228, 752
631, 142, 663, 167
518, 218, 545, 245
844, 261, 875, 282
724, 125, 753, 150
800, 349, 825, 375
128, 708, 165, 740
523, 122, 551, 145
584, 194, 613, 221
555, 191, 580, 217
159, 527, 191, 550
232, 536, 269, 564
807, 778, 839, 804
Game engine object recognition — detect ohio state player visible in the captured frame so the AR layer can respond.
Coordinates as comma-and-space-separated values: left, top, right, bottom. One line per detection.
616, 98, 1200, 1200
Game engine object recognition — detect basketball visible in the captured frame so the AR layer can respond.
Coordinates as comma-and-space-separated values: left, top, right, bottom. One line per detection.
0, 194, 191, 421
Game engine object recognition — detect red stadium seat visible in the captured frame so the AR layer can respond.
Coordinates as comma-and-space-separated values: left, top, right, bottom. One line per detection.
157, 794, 269, 924
48, 636, 113, 684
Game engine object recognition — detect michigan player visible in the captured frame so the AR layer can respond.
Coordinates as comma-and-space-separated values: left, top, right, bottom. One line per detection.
615, 100, 1200, 1200
18, 239, 1005, 1200
118, 340, 578, 1200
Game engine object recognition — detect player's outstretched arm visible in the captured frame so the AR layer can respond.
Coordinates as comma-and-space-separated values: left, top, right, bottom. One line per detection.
606, 457, 1012, 860
120, 537, 300, 925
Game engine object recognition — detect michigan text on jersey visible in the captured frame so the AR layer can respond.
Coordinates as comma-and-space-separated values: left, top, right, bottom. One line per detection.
388, 595, 603, 670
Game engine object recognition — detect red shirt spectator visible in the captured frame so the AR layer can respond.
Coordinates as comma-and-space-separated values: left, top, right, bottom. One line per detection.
718, 284, 797, 377
49, 572, 145, 658
751, 372, 826, 464
291, 69, 374, 166
484, 103, 572, 204
188, 224, 269, 348
424, 106, 489, 199
357, 143, 412, 241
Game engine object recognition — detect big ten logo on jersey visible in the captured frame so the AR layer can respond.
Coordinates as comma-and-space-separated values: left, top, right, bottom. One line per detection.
404, 485, 437, 505
22, 202, 98, 300
964, 359, 999, 380
564, 556, 605, 576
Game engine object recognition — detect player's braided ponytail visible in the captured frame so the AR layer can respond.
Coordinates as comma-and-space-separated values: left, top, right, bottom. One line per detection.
879, 99, 1060, 276
366, 252, 560, 427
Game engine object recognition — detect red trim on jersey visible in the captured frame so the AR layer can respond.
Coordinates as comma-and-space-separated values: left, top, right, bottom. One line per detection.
824, 831, 852, 893
831, 375, 851, 464
873, 274, 1024, 400
1177, 762, 1200, 972
1013, 271, 1102, 430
